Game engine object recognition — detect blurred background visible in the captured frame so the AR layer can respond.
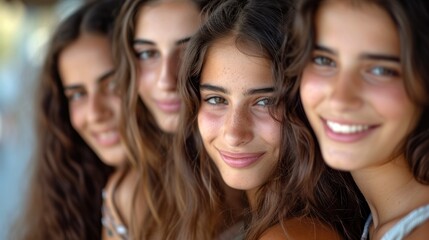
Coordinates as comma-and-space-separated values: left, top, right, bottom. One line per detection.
0, 0, 83, 238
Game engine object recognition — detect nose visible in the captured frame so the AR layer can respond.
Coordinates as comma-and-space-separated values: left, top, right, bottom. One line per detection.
157, 51, 179, 91
86, 92, 110, 123
223, 105, 254, 147
328, 69, 363, 111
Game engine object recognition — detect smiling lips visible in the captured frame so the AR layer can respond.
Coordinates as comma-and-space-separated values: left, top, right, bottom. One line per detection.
219, 151, 265, 168
93, 130, 120, 147
323, 119, 378, 143
156, 99, 181, 113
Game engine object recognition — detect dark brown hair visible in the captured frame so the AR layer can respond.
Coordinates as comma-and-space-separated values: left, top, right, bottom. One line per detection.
279, 0, 429, 238
11, 1, 121, 239
112, 0, 209, 238
172, 0, 365, 239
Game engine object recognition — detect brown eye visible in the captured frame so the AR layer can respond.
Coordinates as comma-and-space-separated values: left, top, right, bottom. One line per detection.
205, 96, 227, 105
136, 49, 160, 61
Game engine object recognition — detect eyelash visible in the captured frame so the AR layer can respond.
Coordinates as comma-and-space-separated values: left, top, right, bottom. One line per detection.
203, 96, 272, 107
135, 49, 160, 60
368, 66, 399, 77
205, 96, 227, 105
66, 91, 86, 102
312, 55, 336, 67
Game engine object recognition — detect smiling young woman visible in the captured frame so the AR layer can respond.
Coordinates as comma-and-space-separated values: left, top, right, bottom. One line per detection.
282, 0, 429, 239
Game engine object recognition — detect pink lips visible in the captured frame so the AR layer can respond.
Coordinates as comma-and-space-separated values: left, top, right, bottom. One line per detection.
219, 151, 264, 168
93, 130, 121, 147
156, 100, 181, 113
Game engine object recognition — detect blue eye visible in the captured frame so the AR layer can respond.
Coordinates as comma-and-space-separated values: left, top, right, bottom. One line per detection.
370, 66, 399, 77
313, 56, 336, 67
66, 91, 86, 102
256, 97, 272, 107
136, 50, 160, 60
205, 96, 227, 105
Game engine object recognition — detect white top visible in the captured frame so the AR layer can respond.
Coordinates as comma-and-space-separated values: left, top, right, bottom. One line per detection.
361, 204, 429, 240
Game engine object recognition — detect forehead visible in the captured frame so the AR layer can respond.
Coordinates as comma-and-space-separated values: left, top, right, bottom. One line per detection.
59, 34, 113, 86
201, 37, 272, 86
315, 0, 399, 55
134, 0, 201, 41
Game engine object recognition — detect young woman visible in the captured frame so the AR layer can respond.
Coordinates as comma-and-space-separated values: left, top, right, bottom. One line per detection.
10, 1, 139, 239
112, 0, 214, 238
173, 0, 365, 239
282, 0, 429, 239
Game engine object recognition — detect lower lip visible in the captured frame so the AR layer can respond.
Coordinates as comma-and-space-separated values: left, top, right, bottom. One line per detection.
157, 101, 181, 113
323, 120, 376, 143
220, 152, 264, 168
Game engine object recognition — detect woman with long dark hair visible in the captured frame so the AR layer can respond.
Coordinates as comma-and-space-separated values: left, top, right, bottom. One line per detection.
282, 0, 429, 239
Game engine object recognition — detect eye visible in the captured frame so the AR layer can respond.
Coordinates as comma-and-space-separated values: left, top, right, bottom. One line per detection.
136, 49, 160, 61
205, 96, 227, 105
103, 77, 118, 94
66, 91, 86, 102
255, 97, 272, 107
369, 66, 399, 77
313, 56, 336, 67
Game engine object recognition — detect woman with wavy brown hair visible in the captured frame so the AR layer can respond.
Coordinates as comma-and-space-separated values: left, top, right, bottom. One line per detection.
111, 0, 222, 239
282, 0, 429, 239
172, 0, 366, 239
9, 1, 138, 239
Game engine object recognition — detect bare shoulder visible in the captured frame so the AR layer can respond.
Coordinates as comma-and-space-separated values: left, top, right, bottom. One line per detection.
405, 219, 429, 240
259, 217, 342, 240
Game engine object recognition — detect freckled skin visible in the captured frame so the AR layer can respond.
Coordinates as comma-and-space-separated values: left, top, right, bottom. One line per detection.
198, 37, 280, 206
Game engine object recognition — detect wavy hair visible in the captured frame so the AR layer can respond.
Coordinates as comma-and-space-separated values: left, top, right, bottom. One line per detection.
112, 0, 209, 238
11, 1, 121, 239
170, 0, 365, 239
279, 0, 429, 238
282, 0, 429, 186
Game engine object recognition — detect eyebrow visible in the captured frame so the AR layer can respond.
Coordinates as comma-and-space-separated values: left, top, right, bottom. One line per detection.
63, 69, 115, 91
315, 44, 400, 63
200, 83, 274, 95
133, 36, 192, 47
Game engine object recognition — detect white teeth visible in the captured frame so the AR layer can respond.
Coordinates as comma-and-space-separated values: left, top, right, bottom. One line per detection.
326, 120, 369, 134
97, 131, 118, 141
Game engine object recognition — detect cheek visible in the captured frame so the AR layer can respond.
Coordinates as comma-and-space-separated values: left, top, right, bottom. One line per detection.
369, 84, 419, 128
69, 104, 84, 131
259, 117, 281, 150
138, 62, 159, 83
108, 97, 122, 119
300, 70, 326, 110
197, 108, 224, 143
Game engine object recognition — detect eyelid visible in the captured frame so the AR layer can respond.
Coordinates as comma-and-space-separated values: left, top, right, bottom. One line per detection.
65, 90, 86, 102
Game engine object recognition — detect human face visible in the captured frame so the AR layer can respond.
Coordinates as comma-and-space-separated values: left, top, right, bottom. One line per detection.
198, 37, 280, 199
133, 0, 202, 133
59, 34, 126, 167
300, 0, 420, 172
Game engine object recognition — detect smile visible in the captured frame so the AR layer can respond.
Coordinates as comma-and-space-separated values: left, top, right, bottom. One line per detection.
93, 130, 120, 147
156, 100, 181, 113
326, 120, 370, 134
219, 150, 265, 168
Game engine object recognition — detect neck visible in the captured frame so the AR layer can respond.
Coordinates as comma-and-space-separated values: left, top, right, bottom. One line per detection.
351, 155, 429, 229
246, 188, 258, 210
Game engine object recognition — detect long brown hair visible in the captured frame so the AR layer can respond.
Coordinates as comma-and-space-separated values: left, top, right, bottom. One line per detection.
112, 0, 209, 238
279, 0, 429, 238
171, 0, 365, 239
282, 0, 429, 185
11, 1, 121, 239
